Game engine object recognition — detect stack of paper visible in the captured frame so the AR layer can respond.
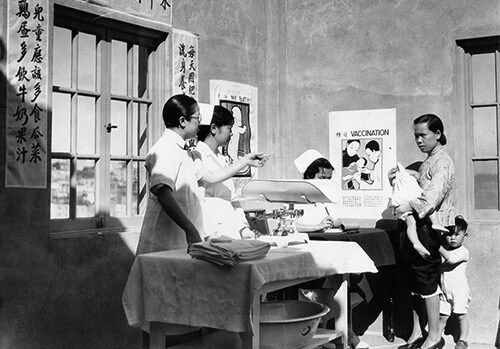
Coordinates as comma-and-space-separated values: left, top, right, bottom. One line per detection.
189, 237, 271, 266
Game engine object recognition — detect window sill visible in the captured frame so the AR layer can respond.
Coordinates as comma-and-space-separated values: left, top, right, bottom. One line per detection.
50, 226, 141, 240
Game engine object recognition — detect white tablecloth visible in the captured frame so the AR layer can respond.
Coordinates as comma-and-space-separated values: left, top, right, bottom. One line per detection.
122, 241, 377, 333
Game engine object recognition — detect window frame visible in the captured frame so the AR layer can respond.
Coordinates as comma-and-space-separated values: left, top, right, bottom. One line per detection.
49, 5, 169, 235
457, 35, 500, 221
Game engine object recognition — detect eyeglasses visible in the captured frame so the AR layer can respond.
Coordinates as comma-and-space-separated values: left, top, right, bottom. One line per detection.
188, 112, 202, 123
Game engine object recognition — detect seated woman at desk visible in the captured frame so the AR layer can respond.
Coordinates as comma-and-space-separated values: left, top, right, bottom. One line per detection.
195, 104, 258, 240
292, 149, 339, 233
292, 149, 370, 349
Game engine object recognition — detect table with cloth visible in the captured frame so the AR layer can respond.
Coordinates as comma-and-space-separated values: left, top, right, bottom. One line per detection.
306, 228, 396, 267
122, 240, 377, 349
308, 227, 405, 341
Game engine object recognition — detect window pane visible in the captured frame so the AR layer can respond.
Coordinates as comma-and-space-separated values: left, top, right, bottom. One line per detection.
111, 40, 127, 95
472, 53, 496, 104
474, 160, 499, 210
110, 161, 127, 216
77, 160, 96, 218
133, 45, 149, 98
52, 93, 71, 152
77, 32, 96, 91
133, 102, 149, 156
51, 159, 70, 219
473, 106, 498, 157
53, 27, 71, 87
111, 100, 128, 155
132, 160, 148, 216
77, 96, 96, 154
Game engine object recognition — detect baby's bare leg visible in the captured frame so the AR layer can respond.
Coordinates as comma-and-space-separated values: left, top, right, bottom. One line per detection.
405, 214, 431, 258
429, 213, 449, 233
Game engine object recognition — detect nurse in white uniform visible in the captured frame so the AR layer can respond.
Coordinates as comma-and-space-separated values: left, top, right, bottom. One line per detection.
195, 104, 258, 239
293, 149, 340, 232
137, 96, 266, 255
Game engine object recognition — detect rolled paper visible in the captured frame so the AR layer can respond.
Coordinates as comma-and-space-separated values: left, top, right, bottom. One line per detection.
340, 223, 360, 232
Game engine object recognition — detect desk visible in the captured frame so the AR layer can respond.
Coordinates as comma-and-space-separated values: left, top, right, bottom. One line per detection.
122, 241, 377, 349
307, 228, 396, 267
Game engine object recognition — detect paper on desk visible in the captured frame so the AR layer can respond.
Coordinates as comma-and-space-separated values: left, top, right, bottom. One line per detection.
258, 233, 310, 248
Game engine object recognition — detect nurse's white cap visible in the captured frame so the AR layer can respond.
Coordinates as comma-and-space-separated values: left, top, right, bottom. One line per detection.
294, 149, 325, 174
198, 103, 215, 125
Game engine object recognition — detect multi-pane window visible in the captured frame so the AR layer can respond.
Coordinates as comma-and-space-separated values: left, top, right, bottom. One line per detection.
457, 36, 500, 219
51, 8, 164, 232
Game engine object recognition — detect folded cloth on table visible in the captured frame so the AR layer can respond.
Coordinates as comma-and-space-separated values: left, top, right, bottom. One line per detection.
189, 236, 271, 266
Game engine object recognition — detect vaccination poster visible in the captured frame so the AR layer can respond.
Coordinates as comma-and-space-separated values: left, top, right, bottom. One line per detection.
329, 109, 396, 219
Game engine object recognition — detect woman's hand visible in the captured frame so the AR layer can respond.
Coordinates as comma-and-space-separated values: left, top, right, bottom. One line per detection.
406, 169, 420, 180
394, 202, 412, 216
387, 166, 399, 186
322, 216, 334, 230
243, 152, 270, 168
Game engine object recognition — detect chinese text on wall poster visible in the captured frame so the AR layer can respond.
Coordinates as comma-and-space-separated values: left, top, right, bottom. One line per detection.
6, 0, 49, 188
173, 30, 198, 98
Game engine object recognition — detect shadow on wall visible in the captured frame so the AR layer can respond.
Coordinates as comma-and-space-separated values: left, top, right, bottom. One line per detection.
0, 36, 141, 349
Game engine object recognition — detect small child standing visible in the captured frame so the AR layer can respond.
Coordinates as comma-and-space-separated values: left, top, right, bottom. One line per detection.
439, 215, 471, 349
390, 162, 448, 259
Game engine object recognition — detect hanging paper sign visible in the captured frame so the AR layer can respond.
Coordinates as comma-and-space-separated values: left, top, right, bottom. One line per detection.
329, 109, 397, 219
5, 0, 49, 188
173, 29, 198, 98
210, 80, 258, 178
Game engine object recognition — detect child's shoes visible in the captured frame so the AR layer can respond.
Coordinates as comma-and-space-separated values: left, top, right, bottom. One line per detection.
455, 340, 468, 349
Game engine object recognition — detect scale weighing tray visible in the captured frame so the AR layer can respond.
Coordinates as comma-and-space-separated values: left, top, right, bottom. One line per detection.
242, 179, 341, 204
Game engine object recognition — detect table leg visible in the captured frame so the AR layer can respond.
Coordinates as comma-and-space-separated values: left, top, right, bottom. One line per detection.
149, 322, 167, 349
333, 274, 349, 349
240, 292, 261, 349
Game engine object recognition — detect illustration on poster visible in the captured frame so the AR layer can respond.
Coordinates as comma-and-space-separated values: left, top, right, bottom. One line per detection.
342, 138, 382, 190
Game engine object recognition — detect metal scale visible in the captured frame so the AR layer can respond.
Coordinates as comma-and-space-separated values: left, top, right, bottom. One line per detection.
242, 179, 341, 238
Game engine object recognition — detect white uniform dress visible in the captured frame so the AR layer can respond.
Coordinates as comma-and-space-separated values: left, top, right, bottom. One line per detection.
194, 141, 248, 239
136, 129, 208, 255
440, 245, 471, 315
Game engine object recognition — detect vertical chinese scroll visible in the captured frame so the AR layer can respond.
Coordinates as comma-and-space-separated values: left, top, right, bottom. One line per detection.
5, 0, 49, 188
172, 29, 198, 98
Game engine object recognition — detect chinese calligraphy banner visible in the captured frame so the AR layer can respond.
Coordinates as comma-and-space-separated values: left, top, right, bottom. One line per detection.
329, 109, 396, 219
173, 29, 198, 98
5, 0, 49, 188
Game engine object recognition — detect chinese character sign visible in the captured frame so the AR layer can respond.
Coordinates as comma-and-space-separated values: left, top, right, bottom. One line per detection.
173, 29, 198, 98
105, 0, 172, 24
6, 0, 49, 188
329, 109, 397, 219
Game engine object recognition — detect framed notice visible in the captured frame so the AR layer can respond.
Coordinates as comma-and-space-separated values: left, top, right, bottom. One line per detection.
329, 109, 396, 219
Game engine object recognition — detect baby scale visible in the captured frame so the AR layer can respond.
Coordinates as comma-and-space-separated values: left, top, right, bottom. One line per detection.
242, 179, 341, 246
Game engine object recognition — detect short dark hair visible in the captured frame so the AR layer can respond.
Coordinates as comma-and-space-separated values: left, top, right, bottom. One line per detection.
197, 105, 234, 141
413, 113, 447, 145
303, 158, 334, 179
162, 94, 198, 128
455, 215, 468, 234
